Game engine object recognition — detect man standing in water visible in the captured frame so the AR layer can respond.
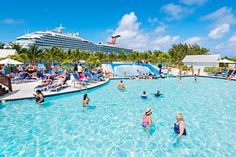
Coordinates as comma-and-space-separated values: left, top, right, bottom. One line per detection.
117, 80, 125, 90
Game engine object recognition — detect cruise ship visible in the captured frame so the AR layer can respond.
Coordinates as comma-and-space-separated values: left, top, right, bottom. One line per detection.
15, 26, 132, 53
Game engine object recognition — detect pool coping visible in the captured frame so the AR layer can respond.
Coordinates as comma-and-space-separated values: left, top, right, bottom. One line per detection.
110, 75, 236, 81
0, 79, 110, 102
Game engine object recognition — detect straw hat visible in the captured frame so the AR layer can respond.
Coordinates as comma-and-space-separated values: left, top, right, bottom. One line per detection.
145, 108, 153, 115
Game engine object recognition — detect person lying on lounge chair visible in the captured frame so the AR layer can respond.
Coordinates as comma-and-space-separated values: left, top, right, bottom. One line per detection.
79, 73, 89, 80
51, 75, 67, 87
26, 64, 38, 78
41, 77, 53, 86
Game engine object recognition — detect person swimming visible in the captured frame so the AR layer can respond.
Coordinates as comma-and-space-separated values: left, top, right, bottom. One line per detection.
174, 113, 187, 137
154, 90, 162, 97
177, 75, 182, 81
142, 108, 152, 127
117, 80, 125, 90
34, 90, 44, 104
83, 94, 90, 107
194, 74, 197, 82
141, 91, 148, 99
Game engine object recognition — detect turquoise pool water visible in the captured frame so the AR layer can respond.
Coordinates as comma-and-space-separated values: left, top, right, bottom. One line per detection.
0, 78, 236, 156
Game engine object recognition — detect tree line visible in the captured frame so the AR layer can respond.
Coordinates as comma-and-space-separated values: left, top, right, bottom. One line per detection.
0, 42, 214, 65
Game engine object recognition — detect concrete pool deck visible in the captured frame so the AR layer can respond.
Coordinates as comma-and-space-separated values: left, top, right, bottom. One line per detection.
0, 79, 110, 102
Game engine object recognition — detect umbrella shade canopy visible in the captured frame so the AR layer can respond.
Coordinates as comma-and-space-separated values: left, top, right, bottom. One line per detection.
218, 59, 236, 64
0, 58, 23, 65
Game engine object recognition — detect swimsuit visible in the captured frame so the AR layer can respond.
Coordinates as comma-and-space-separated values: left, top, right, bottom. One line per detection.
174, 122, 187, 136
154, 93, 162, 97
142, 120, 150, 127
141, 95, 147, 99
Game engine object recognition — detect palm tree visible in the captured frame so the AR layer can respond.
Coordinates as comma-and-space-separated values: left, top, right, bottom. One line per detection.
10, 42, 26, 54
157, 52, 171, 63
72, 49, 82, 62
117, 51, 127, 61
140, 52, 151, 61
127, 52, 140, 62
43, 47, 61, 65
95, 51, 105, 62
80, 50, 91, 60
107, 52, 117, 62
152, 50, 163, 62
232, 56, 236, 62
0, 42, 5, 49
86, 55, 100, 68
57, 49, 70, 64
20, 44, 43, 64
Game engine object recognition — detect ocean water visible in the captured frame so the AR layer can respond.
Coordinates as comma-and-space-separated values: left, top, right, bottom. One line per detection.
0, 78, 236, 157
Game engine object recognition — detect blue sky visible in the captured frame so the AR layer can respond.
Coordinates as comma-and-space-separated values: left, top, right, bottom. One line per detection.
0, 0, 236, 56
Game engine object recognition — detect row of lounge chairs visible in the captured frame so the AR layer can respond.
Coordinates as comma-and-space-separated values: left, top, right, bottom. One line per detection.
71, 72, 103, 87
210, 70, 236, 78
34, 71, 104, 92
34, 75, 68, 92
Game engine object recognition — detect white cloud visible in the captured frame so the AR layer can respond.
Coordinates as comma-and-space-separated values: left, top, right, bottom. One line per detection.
228, 34, 236, 44
109, 12, 180, 51
185, 36, 205, 44
152, 35, 180, 50
213, 34, 236, 57
201, 7, 236, 40
208, 23, 230, 39
110, 12, 146, 50
214, 44, 222, 50
179, 0, 207, 6
106, 28, 114, 33
155, 24, 167, 34
161, 3, 191, 20
148, 17, 158, 24
201, 7, 236, 26
0, 18, 24, 25
214, 43, 236, 57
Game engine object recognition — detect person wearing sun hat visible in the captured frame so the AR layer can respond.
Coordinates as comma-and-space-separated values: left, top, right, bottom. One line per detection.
142, 108, 153, 127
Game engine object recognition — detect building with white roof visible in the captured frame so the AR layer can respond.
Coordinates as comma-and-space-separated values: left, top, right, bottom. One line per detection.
182, 54, 221, 70
0, 49, 17, 58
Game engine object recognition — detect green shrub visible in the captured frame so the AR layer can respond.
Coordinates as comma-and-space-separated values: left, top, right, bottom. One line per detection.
204, 67, 223, 73
181, 65, 188, 71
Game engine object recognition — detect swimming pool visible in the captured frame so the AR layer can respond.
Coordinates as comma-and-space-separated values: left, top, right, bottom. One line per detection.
0, 78, 236, 156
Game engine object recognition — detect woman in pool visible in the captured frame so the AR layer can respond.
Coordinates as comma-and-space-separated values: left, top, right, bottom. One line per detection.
174, 113, 187, 138
142, 108, 152, 127
83, 94, 90, 107
141, 91, 148, 99
34, 90, 44, 104
117, 80, 125, 90
155, 90, 162, 97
